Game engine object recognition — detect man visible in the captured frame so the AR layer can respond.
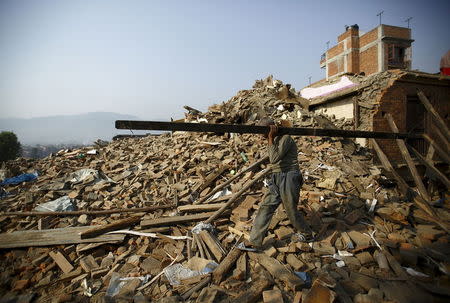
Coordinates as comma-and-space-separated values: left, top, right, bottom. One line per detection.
248, 117, 313, 249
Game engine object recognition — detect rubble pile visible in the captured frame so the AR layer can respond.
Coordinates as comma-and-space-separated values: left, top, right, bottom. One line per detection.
0, 77, 449, 303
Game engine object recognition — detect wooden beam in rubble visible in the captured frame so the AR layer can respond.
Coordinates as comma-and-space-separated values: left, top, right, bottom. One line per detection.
115, 120, 423, 140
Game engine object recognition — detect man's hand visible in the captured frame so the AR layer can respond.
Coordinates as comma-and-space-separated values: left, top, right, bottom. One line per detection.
268, 125, 278, 145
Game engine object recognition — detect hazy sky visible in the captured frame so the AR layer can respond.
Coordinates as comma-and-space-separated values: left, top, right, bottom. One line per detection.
1, 0, 449, 120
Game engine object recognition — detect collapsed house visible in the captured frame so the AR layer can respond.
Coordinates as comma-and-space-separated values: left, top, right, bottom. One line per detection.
305, 70, 450, 163
0, 72, 449, 303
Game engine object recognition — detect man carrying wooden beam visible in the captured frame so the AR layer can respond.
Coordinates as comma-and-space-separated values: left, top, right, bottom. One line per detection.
247, 118, 314, 249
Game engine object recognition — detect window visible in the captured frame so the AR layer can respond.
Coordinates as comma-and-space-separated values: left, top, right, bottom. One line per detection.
388, 44, 406, 67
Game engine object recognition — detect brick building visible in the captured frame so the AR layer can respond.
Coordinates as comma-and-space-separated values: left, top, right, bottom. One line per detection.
320, 24, 414, 80
306, 70, 450, 163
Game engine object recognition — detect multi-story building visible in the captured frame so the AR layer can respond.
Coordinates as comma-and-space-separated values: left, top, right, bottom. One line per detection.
320, 24, 414, 80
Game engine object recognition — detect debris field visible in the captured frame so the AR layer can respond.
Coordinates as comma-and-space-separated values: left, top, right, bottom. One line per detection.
0, 76, 449, 303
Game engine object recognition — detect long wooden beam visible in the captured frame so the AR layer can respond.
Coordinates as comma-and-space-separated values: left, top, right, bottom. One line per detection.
407, 144, 450, 189
194, 156, 269, 205
0, 205, 175, 217
205, 168, 271, 224
385, 113, 430, 202
422, 134, 450, 164
115, 120, 423, 140
0, 226, 126, 249
417, 90, 450, 143
371, 139, 448, 232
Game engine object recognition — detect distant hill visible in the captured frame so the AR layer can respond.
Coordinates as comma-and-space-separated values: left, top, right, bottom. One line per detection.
0, 112, 142, 145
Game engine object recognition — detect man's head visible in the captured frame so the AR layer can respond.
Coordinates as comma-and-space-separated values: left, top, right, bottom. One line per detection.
257, 117, 275, 138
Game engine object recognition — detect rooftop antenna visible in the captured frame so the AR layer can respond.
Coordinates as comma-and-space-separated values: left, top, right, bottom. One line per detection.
308, 76, 312, 85
326, 41, 330, 50
376, 10, 384, 25
404, 17, 413, 28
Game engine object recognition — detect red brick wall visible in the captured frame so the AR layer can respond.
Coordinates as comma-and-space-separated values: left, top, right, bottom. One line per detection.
360, 28, 378, 47
348, 36, 359, 49
372, 85, 406, 162
347, 50, 360, 74
328, 61, 338, 77
383, 25, 411, 39
338, 28, 359, 42
328, 43, 344, 59
360, 45, 378, 75
372, 80, 450, 163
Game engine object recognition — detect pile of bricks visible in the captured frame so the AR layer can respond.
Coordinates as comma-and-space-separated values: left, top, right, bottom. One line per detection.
0, 77, 448, 303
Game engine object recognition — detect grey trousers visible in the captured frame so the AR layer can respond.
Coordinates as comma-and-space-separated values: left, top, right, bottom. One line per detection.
249, 170, 312, 246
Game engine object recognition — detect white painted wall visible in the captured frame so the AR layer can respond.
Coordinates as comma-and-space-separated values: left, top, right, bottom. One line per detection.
313, 99, 354, 120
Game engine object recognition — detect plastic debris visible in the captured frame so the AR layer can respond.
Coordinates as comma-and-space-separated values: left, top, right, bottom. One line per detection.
34, 196, 75, 212
163, 262, 218, 286
236, 242, 258, 252
295, 271, 312, 287
67, 169, 114, 184
322, 250, 353, 260
366, 199, 378, 212
0, 172, 38, 186
208, 188, 232, 202
86, 149, 98, 155
404, 267, 430, 278
81, 279, 101, 297
191, 222, 215, 234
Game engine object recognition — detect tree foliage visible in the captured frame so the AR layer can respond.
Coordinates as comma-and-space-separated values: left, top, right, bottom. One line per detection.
0, 131, 22, 162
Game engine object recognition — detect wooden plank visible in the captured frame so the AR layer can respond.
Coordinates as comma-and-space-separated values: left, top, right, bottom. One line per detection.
385, 113, 430, 201
212, 245, 243, 284
80, 216, 142, 239
0, 226, 125, 249
48, 251, 74, 274
196, 288, 219, 303
115, 120, 423, 140
263, 289, 284, 303
141, 212, 227, 228
195, 156, 269, 205
383, 250, 409, 279
79, 255, 99, 272
199, 230, 224, 262
181, 276, 211, 301
233, 253, 247, 280
230, 274, 273, 303
433, 126, 450, 155
248, 252, 304, 291
192, 165, 229, 196
422, 134, 450, 164
0, 205, 174, 217
417, 90, 450, 142
194, 234, 206, 259
426, 144, 435, 161
205, 168, 271, 224
407, 144, 450, 189
177, 203, 227, 213
371, 139, 448, 232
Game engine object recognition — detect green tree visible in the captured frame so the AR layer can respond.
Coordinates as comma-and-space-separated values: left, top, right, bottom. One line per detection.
0, 131, 22, 162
